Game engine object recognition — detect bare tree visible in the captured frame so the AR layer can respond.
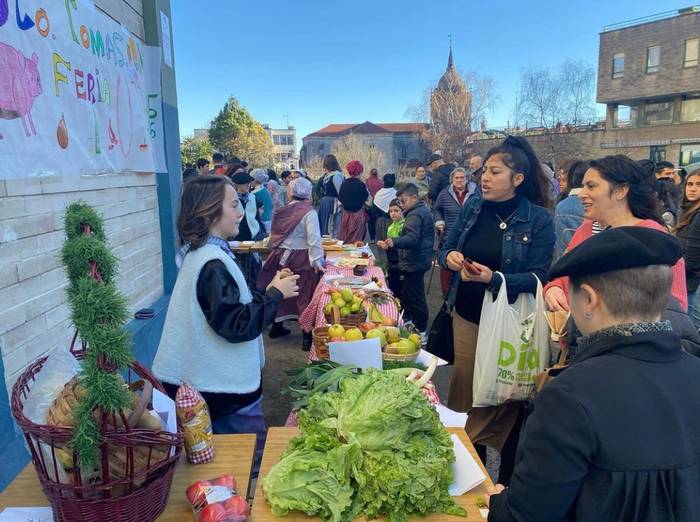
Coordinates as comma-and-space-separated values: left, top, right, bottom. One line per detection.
330, 134, 390, 177
404, 69, 498, 165
514, 60, 596, 128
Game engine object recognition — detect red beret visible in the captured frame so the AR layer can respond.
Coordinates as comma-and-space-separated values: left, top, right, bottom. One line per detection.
346, 160, 364, 177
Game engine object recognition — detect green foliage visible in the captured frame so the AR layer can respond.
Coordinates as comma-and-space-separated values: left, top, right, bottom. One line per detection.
181, 134, 213, 168
208, 95, 275, 167
61, 203, 134, 467
64, 202, 106, 242
61, 235, 118, 284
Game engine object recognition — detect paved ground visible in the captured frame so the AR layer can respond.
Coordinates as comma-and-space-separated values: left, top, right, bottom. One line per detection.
259, 265, 500, 481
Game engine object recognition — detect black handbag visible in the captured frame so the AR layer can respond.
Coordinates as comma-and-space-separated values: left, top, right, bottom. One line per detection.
425, 300, 454, 364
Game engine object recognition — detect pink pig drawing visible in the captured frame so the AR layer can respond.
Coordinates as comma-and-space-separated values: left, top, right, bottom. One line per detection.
0, 43, 42, 137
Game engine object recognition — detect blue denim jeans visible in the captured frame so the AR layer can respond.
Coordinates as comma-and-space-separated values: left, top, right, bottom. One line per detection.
691, 292, 700, 331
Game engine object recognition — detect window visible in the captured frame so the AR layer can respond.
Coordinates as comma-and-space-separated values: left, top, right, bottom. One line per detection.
612, 52, 624, 78
398, 145, 408, 160
613, 105, 638, 128
681, 97, 700, 122
316, 142, 325, 153
685, 38, 699, 68
273, 135, 293, 145
680, 143, 700, 167
646, 45, 660, 74
641, 101, 673, 126
650, 145, 666, 163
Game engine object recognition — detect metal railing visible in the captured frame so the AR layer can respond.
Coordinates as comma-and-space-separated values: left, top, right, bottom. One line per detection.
603, 6, 699, 32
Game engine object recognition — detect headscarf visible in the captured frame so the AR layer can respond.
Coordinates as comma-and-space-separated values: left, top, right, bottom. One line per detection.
289, 177, 313, 200
251, 168, 269, 184
346, 160, 364, 177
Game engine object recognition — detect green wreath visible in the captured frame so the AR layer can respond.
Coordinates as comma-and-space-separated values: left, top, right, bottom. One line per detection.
60, 202, 134, 467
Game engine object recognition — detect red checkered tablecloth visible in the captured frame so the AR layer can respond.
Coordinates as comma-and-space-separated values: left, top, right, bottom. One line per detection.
298, 265, 399, 333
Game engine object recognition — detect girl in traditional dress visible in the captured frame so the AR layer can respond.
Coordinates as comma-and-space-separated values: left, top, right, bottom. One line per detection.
338, 159, 370, 243
257, 177, 325, 340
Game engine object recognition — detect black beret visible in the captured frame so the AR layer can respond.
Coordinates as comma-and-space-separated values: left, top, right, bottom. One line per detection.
549, 226, 682, 280
230, 171, 253, 184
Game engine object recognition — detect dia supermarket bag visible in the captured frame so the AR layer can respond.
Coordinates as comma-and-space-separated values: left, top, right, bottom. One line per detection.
472, 273, 549, 407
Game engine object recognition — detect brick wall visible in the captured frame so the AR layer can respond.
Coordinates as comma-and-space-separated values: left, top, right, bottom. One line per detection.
469, 121, 700, 168
0, 173, 163, 397
597, 11, 700, 104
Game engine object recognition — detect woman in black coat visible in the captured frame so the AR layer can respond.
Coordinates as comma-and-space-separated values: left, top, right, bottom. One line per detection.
486, 227, 700, 521
675, 168, 700, 326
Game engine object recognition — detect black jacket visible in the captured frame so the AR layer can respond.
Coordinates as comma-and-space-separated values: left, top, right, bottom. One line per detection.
489, 324, 700, 521
428, 162, 456, 202
338, 177, 369, 212
676, 211, 700, 292
390, 201, 434, 272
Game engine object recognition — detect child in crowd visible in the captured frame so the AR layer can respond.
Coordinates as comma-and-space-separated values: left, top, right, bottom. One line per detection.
377, 199, 405, 308
152, 175, 299, 466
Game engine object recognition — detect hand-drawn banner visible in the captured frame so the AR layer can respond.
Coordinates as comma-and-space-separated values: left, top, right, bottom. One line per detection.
0, 0, 161, 178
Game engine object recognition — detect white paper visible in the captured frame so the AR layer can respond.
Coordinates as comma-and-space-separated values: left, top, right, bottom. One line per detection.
152, 388, 177, 456
0, 507, 53, 521
160, 11, 173, 68
435, 404, 468, 428
328, 338, 383, 370
479, 508, 490, 519
416, 349, 448, 367
449, 434, 486, 496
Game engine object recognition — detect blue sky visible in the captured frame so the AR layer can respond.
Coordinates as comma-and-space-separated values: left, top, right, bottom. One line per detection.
172, 1, 684, 150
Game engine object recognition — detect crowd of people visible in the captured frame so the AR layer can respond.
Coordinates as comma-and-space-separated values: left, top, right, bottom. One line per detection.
167, 135, 700, 518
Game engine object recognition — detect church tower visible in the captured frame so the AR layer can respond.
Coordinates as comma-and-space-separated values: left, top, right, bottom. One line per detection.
430, 44, 472, 131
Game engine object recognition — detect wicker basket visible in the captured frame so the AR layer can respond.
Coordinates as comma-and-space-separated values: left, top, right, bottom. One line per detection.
323, 304, 367, 329
382, 350, 420, 363
312, 326, 331, 360
11, 339, 184, 522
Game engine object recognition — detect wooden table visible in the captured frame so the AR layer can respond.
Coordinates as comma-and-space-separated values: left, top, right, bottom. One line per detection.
251, 427, 493, 521
0, 434, 256, 521
231, 240, 270, 255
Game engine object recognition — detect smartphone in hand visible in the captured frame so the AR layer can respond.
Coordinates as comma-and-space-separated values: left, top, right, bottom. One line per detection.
462, 258, 482, 275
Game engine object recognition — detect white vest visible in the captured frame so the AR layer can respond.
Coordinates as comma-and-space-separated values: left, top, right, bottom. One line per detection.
152, 244, 265, 394
244, 193, 260, 238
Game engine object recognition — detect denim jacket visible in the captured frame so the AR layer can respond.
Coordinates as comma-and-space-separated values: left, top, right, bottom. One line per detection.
438, 195, 555, 307
554, 191, 585, 259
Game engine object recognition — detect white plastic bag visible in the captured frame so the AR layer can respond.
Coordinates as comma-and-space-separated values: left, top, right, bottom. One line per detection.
472, 273, 549, 407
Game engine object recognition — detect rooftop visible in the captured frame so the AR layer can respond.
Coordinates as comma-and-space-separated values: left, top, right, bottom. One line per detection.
306, 122, 428, 138
602, 5, 699, 32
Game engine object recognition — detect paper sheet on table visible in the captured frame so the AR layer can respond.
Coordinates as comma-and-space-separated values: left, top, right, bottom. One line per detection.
329, 338, 383, 370
152, 388, 177, 456
0, 507, 53, 521
416, 349, 448, 367
449, 434, 486, 496
435, 404, 468, 428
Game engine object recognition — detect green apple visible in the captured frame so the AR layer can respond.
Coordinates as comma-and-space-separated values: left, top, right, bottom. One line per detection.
333, 298, 346, 308
328, 324, 345, 339
386, 326, 401, 344
365, 329, 387, 347
350, 301, 362, 313
395, 339, 418, 354
345, 328, 363, 341
408, 333, 422, 350
340, 306, 351, 317
340, 288, 354, 303
331, 292, 342, 302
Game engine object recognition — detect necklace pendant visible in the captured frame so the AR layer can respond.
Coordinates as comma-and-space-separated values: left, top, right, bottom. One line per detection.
499, 222, 507, 230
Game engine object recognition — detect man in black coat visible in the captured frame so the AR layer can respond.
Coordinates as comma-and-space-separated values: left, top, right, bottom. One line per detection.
487, 227, 700, 521
381, 183, 434, 333
426, 153, 457, 203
